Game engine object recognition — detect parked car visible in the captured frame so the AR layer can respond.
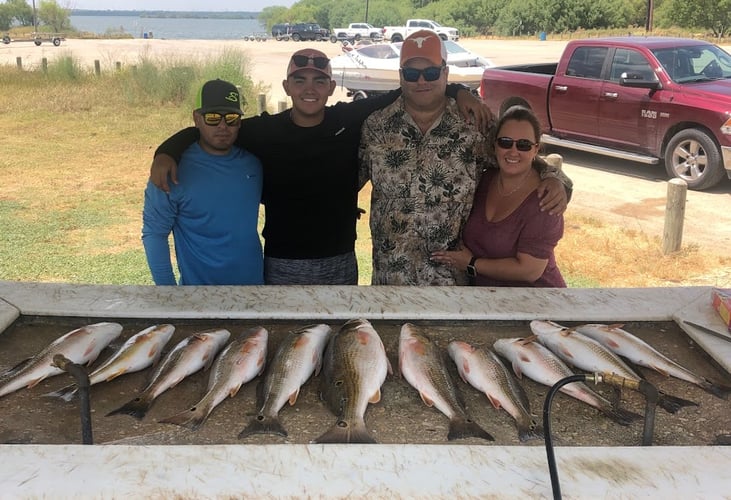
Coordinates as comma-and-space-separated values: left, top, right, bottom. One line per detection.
382, 19, 459, 43
289, 23, 329, 42
480, 37, 731, 190
271, 23, 290, 41
330, 23, 383, 43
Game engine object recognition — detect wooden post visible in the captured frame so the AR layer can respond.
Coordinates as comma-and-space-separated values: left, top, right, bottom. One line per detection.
94, 60, 101, 76
278, 99, 288, 112
16, 56, 22, 70
115, 61, 122, 71
662, 178, 687, 254
41, 57, 48, 73
257, 93, 267, 115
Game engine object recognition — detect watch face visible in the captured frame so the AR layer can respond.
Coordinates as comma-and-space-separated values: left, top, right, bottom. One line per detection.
466, 265, 476, 278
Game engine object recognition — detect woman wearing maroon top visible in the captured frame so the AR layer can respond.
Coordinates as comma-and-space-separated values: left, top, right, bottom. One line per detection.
431, 105, 566, 287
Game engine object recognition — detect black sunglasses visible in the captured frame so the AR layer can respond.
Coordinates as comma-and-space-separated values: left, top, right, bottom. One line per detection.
496, 137, 538, 152
291, 54, 330, 69
202, 112, 241, 127
400, 66, 443, 82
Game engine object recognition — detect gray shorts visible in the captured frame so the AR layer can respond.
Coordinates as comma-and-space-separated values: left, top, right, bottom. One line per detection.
264, 252, 358, 285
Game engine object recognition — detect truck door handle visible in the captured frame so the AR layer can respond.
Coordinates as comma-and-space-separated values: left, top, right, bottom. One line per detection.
603, 92, 619, 99
554, 85, 568, 92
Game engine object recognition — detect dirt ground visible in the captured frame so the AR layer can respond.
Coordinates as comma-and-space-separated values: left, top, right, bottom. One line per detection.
1, 316, 729, 447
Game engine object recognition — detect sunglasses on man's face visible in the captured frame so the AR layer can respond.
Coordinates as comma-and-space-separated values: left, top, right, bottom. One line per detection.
400, 65, 444, 82
496, 137, 538, 152
291, 54, 330, 69
203, 112, 241, 127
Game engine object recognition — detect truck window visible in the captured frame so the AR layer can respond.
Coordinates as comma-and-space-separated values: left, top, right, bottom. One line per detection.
609, 49, 655, 82
565, 47, 608, 79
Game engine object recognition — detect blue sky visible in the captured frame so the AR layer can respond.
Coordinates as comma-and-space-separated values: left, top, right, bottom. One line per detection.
69, 1, 296, 11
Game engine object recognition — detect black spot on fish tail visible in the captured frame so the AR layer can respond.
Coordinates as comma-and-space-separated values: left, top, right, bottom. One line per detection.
447, 416, 494, 442
42, 384, 79, 402
701, 380, 731, 400
106, 395, 153, 420
158, 406, 207, 431
312, 419, 377, 444
517, 422, 545, 443
599, 405, 643, 427
0, 357, 33, 378
238, 414, 288, 439
657, 391, 698, 414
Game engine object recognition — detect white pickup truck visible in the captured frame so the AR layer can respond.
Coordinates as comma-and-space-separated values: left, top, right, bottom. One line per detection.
330, 23, 383, 43
381, 19, 459, 43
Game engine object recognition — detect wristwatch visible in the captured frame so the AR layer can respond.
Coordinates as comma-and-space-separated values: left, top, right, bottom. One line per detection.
466, 256, 478, 278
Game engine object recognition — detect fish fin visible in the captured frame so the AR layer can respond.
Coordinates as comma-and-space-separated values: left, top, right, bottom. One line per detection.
26, 375, 47, 389
560, 347, 575, 360
386, 357, 394, 375
460, 359, 471, 378
598, 405, 643, 427
312, 418, 377, 444
607, 323, 625, 330
228, 385, 243, 398
700, 380, 731, 400
486, 394, 502, 410
0, 357, 33, 378
158, 405, 208, 431
512, 362, 523, 380
605, 338, 622, 350
239, 415, 288, 438
288, 388, 301, 406
518, 422, 545, 442
106, 394, 153, 420
419, 392, 435, 407
369, 388, 382, 404
519, 335, 538, 345
657, 392, 698, 414
103, 368, 127, 382
202, 353, 215, 371
83, 339, 99, 359
447, 416, 494, 442
42, 384, 78, 402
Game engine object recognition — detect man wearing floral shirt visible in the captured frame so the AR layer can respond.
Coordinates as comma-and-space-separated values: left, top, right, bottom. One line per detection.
359, 30, 569, 285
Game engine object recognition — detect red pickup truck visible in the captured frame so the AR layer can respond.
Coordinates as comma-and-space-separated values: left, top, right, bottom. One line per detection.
480, 37, 731, 190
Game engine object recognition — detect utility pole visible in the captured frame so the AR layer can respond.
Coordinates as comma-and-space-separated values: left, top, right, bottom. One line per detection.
32, 0, 38, 32
365, 0, 369, 23
645, 0, 654, 32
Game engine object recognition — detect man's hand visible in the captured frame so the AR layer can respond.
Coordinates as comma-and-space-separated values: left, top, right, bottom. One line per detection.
455, 88, 494, 134
150, 154, 179, 193
537, 177, 568, 215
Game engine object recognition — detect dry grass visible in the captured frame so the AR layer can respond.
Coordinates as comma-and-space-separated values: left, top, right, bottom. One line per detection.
1, 62, 729, 288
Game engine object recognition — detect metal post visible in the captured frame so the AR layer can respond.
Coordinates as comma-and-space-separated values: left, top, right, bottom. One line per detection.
365, 0, 370, 23
257, 93, 267, 115
16, 56, 22, 70
41, 57, 47, 73
94, 60, 101, 76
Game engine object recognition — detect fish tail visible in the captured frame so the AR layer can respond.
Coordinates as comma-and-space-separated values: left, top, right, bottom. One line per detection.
312, 419, 377, 444
447, 416, 494, 442
106, 394, 153, 420
158, 406, 209, 431
657, 392, 698, 414
238, 414, 288, 438
517, 422, 545, 442
700, 380, 731, 400
598, 404, 643, 427
42, 384, 78, 402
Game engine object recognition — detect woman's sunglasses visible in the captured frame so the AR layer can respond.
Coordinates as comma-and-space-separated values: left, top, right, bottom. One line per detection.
496, 137, 538, 152
203, 112, 241, 127
400, 66, 444, 82
291, 55, 330, 69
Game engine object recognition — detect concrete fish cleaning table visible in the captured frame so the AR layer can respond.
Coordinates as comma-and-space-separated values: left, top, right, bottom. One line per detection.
0, 281, 730, 499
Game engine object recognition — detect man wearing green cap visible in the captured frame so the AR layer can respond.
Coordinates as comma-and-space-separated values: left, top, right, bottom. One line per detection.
141, 79, 264, 285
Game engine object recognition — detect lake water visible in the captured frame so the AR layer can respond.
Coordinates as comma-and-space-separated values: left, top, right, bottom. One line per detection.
69, 15, 265, 40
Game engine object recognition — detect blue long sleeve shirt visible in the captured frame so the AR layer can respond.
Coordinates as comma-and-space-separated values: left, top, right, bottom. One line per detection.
142, 142, 264, 285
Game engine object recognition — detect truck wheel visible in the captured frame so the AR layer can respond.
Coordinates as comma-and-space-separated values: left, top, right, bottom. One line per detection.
664, 129, 725, 190
391, 34, 403, 43
330, 35, 338, 43
52, 37, 61, 46
2, 35, 10, 44
439, 34, 448, 41
352, 91, 368, 101
292, 33, 301, 42
34, 39, 42, 46
354, 34, 361, 41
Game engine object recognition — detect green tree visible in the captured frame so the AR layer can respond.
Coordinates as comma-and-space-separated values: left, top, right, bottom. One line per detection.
0, 4, 13, 31
5, 0, 34, 26
656, 0, 731, 37
37, 0, 70, 32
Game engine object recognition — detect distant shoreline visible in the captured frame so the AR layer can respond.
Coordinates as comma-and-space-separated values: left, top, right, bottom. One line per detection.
71, 10, 262, 19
